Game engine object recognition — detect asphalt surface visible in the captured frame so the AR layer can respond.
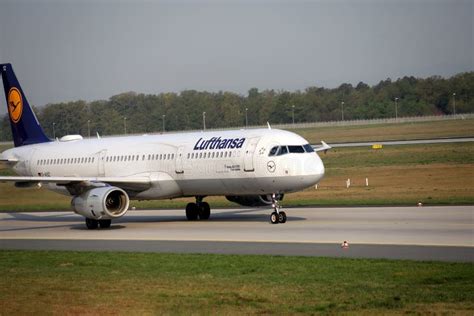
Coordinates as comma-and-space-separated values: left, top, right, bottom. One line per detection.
1, 206, 472, 262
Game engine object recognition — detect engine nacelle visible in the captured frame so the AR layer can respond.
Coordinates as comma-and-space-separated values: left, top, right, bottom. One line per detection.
225, 194, 284, 207
71, 187, 130, 220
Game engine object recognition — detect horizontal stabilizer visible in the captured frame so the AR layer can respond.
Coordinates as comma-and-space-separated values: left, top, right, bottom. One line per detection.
0, 158, 18, 169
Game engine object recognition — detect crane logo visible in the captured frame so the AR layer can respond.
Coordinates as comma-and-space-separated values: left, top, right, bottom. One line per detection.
8, 87, 23, 123
267, 161, 276, 173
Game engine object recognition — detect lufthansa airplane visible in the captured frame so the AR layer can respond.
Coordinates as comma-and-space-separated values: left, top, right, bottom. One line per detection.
0, 63, 328, 229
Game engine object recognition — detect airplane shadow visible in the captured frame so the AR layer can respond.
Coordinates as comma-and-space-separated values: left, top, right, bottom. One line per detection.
69, 224, 127, 231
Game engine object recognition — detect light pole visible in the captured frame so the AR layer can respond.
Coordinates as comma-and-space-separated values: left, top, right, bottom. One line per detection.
123, 117, 127, 135
87, 120, 90, 138
245, 108, 248, 128
202, 112, 206, 130
341, 101, 344, 121
395, 97, 399, 120
292, 105, 295, 125
162, 114, 166, 132
453, 93, 456, 115
52, 122, 56, 139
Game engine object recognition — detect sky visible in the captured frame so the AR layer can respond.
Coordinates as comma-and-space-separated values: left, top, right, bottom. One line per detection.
0, 0, 472, 113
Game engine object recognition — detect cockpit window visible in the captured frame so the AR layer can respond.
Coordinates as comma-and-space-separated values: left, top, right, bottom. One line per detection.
277, 146, 288, 156
288, 145, 305, 153
303, 144, 314, 153
269, 146, 279, 156
269, 144, 312, 156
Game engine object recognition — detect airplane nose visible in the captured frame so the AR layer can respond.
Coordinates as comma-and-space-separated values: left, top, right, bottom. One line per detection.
300, 153, 325, 186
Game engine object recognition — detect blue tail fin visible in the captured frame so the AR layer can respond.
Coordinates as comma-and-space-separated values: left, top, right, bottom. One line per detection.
1, 63, 50, 147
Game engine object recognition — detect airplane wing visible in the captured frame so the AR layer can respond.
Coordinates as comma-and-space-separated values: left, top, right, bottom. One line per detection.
0, 175, 152, 192
0, 158, 18, 169
313, 141, 331, 153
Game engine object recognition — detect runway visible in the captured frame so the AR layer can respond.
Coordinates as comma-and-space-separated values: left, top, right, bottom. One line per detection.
0, 206, 472, 262
326, 137, 474, 148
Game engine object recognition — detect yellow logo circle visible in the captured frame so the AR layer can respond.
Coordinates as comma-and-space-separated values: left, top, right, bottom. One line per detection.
8, 87, 23, 124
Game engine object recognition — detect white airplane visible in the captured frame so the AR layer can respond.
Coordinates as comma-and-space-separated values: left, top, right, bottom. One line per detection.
0, 63, 327, 229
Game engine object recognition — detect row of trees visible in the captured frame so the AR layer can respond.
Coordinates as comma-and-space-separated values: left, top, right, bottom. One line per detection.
1, 72, 473, 141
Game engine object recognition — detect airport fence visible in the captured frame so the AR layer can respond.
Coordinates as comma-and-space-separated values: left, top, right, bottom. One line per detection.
140, 113, 474, 136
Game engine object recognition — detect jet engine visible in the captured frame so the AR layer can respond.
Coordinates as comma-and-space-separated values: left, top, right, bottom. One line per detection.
71, 186, 130, 220
225, 194, 284, 207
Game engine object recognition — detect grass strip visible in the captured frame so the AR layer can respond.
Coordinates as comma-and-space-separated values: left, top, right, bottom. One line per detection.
0, 250, 472, 315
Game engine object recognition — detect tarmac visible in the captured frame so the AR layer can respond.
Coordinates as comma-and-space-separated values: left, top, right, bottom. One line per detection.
0, 206, 472, 262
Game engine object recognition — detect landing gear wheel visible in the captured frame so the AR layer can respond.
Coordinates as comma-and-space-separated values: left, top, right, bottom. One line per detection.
278, 211, 287, 224
198, 202, 211, 220
186, 203, 199, 221
85, 218, 99, 229
99, 219, 112, 228
270, 212, 279, 224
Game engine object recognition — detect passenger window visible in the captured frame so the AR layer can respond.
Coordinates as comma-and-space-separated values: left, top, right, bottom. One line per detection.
269, 146, 279, 156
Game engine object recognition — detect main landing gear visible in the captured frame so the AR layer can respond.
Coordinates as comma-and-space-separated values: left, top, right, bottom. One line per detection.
85, 218, 112, 229
270, 194, 287, 224
185, 196, 211, 221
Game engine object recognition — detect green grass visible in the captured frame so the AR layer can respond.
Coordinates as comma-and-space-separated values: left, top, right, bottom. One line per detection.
290, 118, 474, 143
0, 250, 472, 314
321, 142, 474, 169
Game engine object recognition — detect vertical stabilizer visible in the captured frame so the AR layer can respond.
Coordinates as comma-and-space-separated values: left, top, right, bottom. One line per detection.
1, 63, 50, 147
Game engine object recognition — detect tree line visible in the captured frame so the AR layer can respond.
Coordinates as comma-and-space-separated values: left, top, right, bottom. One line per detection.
1, 71, 472, 141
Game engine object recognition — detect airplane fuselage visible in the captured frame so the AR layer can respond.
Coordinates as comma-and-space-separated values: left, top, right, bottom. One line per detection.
2, 128, 325, 200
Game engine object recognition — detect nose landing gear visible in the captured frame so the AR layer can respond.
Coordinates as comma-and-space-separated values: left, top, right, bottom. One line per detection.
270, 194, 287, 224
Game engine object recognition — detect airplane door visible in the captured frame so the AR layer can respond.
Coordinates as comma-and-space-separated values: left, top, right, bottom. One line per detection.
97, 150, 107, 177
27, 149, 38, 175
244, 137, 260, 172
175, 146, 184, 174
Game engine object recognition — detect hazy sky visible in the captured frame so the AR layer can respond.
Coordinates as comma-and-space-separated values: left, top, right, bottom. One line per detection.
0, 0, 472, 113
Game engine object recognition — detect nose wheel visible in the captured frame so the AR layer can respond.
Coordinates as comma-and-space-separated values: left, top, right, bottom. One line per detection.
270, 194, 287, 224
